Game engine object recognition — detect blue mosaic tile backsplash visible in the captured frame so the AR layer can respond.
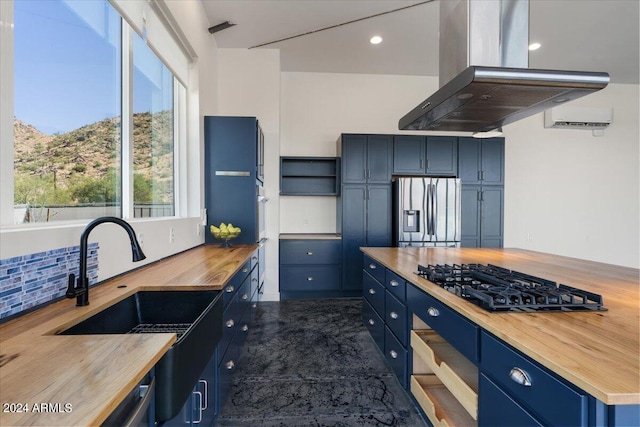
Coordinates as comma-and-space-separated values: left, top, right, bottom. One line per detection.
0, 243, 99, 319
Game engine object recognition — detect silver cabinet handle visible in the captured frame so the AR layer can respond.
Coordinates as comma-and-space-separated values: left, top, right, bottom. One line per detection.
242, 267, 249, 273
368, 319, 375, 325
368, 288, 376, 295
252, 278, 258, 282
307, 277, 314, 281
252, 303, 257, 308
427, 307, 440, 317
307, 251, 313, 255
198, 379, 208, 410
390, 350, 398, 359
252, 256, 258, 261
226, 360, 235, 370
369, 263, 377, 269
226, 319, 235, 328
225, 285, 235, 293
390, 312, 398, 320
193, 391, 203, 423
390, 280, 399, 287
242, 324, 249, 332
509, 367, 532, 387
242, 293, 249, 300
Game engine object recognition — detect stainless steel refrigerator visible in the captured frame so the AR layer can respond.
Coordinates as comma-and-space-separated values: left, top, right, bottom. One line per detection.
392, 177, 461, 247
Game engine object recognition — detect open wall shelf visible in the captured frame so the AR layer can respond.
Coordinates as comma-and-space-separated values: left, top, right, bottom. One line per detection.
280, 157, 340, 195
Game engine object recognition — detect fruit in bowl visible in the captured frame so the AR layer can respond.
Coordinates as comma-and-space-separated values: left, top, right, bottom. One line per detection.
210, 223, 241, 247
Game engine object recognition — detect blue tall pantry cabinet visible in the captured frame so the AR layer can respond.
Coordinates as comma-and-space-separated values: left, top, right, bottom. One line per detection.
204, 116, 263, 245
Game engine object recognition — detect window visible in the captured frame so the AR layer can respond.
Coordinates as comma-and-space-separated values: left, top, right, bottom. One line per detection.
10, 0, 180, 224
13, 0, 122, 222
133, 32, 174, 218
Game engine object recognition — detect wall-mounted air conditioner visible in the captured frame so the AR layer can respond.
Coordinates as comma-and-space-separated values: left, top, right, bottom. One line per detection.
544, 106, 613, 130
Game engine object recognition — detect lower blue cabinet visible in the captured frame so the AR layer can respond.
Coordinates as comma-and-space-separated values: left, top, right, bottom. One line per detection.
362, 298, 384, 353
479, 373, 543, 427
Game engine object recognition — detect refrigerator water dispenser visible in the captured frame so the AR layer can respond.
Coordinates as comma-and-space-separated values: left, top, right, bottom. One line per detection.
403, 210, 420, 232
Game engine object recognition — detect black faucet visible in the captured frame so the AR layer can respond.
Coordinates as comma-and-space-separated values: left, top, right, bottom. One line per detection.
66, 216, 146, 306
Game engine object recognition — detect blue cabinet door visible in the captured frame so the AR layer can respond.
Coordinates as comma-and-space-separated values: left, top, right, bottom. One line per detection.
341, 135, 367, 184
480, 138, 505, 185
367, 185, 392, 247
459, 137, 504, 185
204, 116, 259, 245
393, 135, 426, 174
426, 136, 457, 175
479, 374, 544, 427
480, 186, 504, 248
461, 185, 481, 248
367, 135, 393, 183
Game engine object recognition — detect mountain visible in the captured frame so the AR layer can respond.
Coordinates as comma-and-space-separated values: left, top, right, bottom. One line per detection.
13, 112, 173, 203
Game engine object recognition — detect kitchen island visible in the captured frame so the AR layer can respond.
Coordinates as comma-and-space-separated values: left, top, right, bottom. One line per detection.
0, 244, 257, 426
361, 247, 640, 426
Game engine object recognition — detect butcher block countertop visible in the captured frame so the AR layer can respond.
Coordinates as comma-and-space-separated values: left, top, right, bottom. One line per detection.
0, 244, 256, 426
361, 247, 640, 405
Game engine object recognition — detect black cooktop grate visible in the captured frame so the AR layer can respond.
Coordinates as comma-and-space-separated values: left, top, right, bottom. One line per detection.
127, 323, 191, 338
415, 263, 607, 313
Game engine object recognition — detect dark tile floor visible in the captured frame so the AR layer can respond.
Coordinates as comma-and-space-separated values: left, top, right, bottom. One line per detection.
214, 298, 427, 427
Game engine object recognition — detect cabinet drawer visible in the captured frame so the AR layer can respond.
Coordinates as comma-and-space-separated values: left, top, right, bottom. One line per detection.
411, 375, 477, 427
385, 269, 406, 302
407, 284, 479, 362
222, 260, 250, 308
279, 266, 341, 291
250, 249, 259, 271
362, 298, 384, 354
479, 373, 542, 426
385, 326, 408, 388
218, 293, 239, 357
480, 332, 587, 427
237, 275, 252, 319
217, 341, 238, 412
385, 291, 407, 346
280, 239, 341, 265
363, 270, 385, 316
362, 255, 385, 284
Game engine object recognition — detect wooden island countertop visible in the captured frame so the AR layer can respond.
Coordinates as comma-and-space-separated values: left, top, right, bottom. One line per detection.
361, 247, 640, 406
0, 244, 256, 426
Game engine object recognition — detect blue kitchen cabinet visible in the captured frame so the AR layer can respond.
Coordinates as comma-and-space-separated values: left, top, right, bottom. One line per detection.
340, 184, 391, 291
393, 135, 458, 176
338, 134, 393, 291
461, 184, 504, 248
338, 134, 392, 184
279, 237, 343, 298
361, 255, 409, 388
458, 137, 504, 185
204, 116, 262, 245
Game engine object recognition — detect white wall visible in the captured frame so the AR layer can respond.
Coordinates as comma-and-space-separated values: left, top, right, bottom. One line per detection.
0, 0, 220, 281
217, 48, 281, 301
280, 72, 440, 233
503, 83, 639, 268
279, 72, 639, 268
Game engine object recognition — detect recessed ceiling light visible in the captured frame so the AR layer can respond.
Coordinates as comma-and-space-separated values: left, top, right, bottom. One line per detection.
370, 36, 382, 45
528, 42, 541, 51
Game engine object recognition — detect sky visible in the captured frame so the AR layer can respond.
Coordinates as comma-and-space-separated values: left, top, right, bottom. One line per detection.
14, 0, 172, 135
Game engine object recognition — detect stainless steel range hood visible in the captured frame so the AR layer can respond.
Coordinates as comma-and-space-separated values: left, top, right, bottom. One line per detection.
398, 0, 610, 133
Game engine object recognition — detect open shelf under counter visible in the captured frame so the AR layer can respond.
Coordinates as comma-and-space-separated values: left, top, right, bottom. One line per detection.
411, 329, 478, 420
411, 375, 477, 427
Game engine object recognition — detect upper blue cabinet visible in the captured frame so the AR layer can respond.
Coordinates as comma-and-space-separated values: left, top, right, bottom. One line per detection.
458, 137, 505, 185
393, 135, 458, 176
338, 134, 393, 184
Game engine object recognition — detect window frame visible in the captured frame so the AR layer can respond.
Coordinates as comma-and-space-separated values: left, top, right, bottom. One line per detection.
0, 0, 188, 228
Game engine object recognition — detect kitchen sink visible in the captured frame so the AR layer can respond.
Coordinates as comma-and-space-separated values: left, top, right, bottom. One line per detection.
59, 290, 223, 422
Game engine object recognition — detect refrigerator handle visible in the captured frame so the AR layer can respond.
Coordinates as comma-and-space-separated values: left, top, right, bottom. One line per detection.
430, 183, 436, 235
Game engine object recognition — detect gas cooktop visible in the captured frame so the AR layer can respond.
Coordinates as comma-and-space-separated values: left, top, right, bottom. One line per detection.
415, 263, 607, 313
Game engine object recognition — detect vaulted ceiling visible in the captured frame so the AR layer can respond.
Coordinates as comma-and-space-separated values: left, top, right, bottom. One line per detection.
201, 0, 639, 84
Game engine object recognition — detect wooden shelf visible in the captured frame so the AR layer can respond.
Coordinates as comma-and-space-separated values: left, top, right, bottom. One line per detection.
411, 329, 478, 419
280, 157, 339, 196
